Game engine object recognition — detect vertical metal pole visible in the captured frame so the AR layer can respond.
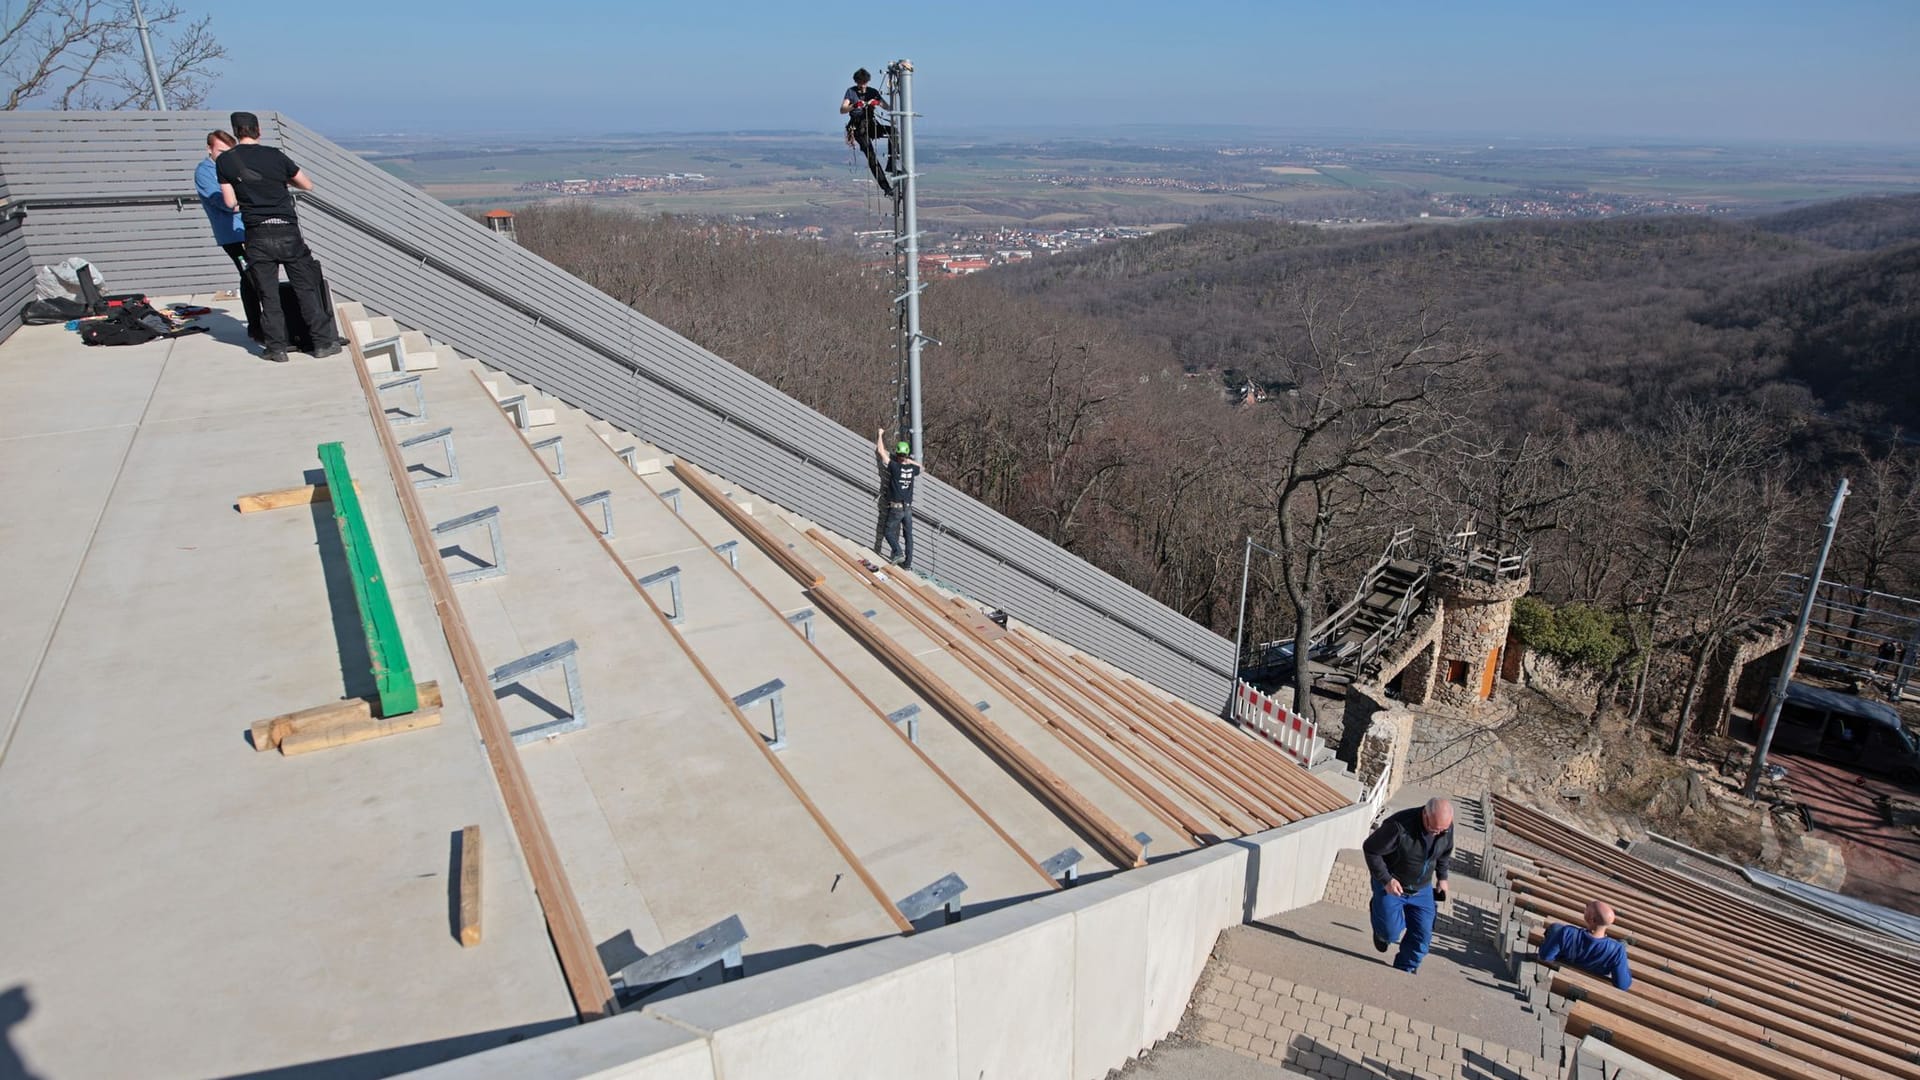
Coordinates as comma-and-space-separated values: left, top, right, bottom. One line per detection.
1228, 536, 1252, 717
132, 0, 169, 111
1744, 478, 1849, 798
894, 59, 924, 460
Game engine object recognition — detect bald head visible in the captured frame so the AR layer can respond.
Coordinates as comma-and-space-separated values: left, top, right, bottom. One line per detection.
1584, 900, 1617, 936
1421, 798, 1454, 835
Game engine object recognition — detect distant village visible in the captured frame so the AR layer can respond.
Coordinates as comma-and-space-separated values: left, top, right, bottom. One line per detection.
516, 173, 710, 195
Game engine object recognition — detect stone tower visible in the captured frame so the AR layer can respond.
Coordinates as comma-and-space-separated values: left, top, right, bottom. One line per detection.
1427, 566, 1531, 711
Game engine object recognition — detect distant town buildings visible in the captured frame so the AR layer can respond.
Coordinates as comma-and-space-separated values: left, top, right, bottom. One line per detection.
516, 173, 709, 196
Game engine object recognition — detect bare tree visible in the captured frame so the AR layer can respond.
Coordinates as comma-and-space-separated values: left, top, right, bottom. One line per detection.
1623, 402, 1785, 725
3, 1, 226, 111
1249, 283, 1489, 718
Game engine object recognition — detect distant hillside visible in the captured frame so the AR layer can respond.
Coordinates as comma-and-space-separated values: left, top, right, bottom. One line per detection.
984, 213, 1920, 433
1750, 193, 1920, 251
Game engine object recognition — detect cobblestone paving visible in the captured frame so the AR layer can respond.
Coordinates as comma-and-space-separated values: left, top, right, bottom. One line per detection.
1189, 963, 1559, 1080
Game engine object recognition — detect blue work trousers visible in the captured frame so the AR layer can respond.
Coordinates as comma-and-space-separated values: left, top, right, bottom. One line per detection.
1369, 880, 1436, 973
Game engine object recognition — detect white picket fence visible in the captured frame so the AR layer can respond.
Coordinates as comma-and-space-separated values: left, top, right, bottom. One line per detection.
1231, 681, 1321, 766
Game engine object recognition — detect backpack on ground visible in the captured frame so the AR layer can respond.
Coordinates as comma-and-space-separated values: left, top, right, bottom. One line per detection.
78, 299, 207, 347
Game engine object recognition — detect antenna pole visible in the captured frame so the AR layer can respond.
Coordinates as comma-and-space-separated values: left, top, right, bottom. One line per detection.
132, 0, 169, 111
888, 59, 923, 460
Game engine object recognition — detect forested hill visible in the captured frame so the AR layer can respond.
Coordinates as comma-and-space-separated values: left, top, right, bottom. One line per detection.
984, 204, 1920, 436
1750, 192, 1920, 251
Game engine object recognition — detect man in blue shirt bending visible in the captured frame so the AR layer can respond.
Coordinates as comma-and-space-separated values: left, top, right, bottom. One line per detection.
194, 129, 262, 343
1539, 899, 1633, 991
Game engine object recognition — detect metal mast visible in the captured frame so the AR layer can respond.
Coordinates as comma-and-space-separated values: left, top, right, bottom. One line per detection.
132, 0, 169, 111
885, 59, 924, 459
1743, 477, 1849, 798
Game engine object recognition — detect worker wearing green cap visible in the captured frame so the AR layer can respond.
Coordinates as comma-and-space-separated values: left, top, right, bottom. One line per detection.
874, 428, 922, 570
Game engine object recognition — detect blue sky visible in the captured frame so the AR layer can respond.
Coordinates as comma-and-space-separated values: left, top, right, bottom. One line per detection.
190, 0, 1918, 143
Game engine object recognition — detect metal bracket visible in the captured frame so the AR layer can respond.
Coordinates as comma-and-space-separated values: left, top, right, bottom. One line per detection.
1041, 847, 1084, 885
639, 564, 685, 624
497, 394, 531, 430
617, 445, 638, 470
658, 487, 682, 514
432, 505, 505, 584
714, 540, 740, 570
785, 608, 815, 643
887, 703, 921, 744
362, 334, 406, 369
398, 426, 459, 488
974, 700, 990, 712
531, 434, 565, 478
575, 489, 614, 538
490, 639, 585, 745
896, 872, 967, 926
607, 914, 748, 1007
1134, 832, 1153, 858
376, 373, 425, 425
734, 678, 787, 751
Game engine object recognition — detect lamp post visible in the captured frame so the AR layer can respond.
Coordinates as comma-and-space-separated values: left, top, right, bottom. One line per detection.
1228, 535, 1286, 717
132, 0, 168, 111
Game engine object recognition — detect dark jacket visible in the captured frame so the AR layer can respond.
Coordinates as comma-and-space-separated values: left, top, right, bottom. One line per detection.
1362, 806, 1453, 892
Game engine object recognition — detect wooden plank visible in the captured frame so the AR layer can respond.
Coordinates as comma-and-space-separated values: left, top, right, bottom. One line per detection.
1552, 969, 1911, 1080
674, 460, 823, 588
458, 825, 483, 948
344, 323, 617, 1021
318, 441, 417, 719
473, 373, 916, 933
235, 479, 361, 514
805, 529, 1207, 846
806, 580, 1146, 869
278, 708, 442, 756
1564, 1004, 1775, 1080
249, 681, 443, 750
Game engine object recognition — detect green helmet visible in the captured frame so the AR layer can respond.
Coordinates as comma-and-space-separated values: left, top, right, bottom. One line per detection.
896, 440, 912, 454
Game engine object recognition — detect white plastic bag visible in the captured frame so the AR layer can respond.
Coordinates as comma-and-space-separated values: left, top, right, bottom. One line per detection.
33, 257, 106, 301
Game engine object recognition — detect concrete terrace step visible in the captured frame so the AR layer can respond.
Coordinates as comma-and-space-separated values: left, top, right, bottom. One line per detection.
369, 338, 904, 966
456, 356, 1064, 912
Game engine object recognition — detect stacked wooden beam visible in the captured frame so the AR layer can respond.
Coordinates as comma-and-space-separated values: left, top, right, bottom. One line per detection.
1491, 795, 1920, 1080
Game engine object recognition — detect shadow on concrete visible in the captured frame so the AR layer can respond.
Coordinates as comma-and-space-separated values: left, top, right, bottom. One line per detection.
0, 986, 42, 1080
495, 683, 572, 724
1285, 1032, 1536, 1080
307, 482, 378, 702
214, 1018, 575, 1079
437, 543, 494, 573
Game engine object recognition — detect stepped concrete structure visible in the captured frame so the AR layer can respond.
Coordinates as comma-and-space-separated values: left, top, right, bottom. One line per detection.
4, 111, 1886, 1080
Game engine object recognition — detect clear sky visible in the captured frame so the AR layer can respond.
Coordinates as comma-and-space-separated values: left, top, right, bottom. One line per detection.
190, 0, 1918, 143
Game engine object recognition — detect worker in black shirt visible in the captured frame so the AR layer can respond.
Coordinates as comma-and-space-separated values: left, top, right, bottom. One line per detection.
1361, 797, 1455, 974
839, 67, 895, 196
216, 111, 342, 363
874, 428, 921, 570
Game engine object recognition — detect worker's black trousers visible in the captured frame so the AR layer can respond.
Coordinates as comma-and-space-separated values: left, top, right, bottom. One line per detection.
851, 120, 895, 194
877, 503, 914, 568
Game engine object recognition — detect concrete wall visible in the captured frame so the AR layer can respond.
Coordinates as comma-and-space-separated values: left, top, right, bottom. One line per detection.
408, 803, 1372, 1080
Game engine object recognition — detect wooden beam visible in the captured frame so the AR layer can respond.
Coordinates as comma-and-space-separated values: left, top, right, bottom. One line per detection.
481, 376, 913, 934
345, 332, 617, 1021
674, 461, 823, 588
250, 682, 443, 750
806, 581, 1146, 869
235, 479, 361, 513
458, 825, 483, 948
1553, 968, 1914, 1080
807, 533, 1213, 845
277, 709, 442, 756
1564, 1003, 1775, 1080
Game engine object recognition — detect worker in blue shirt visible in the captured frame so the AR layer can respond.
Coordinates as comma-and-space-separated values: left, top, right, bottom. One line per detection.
1362, 797, 1454, 974
1539, 900, 1633, 991
194, 129, 262, 342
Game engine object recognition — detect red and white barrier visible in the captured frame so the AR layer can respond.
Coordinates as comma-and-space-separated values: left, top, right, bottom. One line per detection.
1232, 681, 1319, 766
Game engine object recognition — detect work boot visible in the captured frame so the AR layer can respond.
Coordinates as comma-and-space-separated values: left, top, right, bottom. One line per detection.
1373, 934, 1389, 953
262, 349, 290, 364
311, 341, 342, 359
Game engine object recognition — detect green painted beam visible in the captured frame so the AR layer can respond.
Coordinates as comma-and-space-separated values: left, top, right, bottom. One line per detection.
318, 441, 418, 717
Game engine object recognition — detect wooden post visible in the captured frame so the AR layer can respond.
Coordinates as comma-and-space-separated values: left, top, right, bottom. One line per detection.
458, 825, 483, 948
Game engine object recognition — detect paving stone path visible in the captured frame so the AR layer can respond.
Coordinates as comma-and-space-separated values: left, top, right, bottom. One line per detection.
1189, 962, 1558, 1080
